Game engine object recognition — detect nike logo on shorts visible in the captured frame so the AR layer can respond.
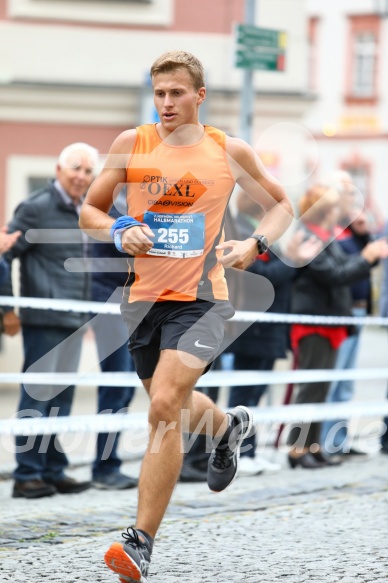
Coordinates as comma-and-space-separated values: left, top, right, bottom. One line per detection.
194, 339, 213, 349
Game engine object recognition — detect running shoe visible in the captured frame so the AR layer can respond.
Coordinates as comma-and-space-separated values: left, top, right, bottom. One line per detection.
104, 527, 152, 583
207, 406, 253, 492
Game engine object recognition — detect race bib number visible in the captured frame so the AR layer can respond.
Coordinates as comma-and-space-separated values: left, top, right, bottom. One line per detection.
143, 211, 205, 258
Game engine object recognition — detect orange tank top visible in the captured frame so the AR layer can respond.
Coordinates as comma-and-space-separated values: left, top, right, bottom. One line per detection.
124, 123, 236, 303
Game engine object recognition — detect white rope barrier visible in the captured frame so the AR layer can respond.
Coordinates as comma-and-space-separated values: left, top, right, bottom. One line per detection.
1, 401, 388, 437
0, 296, 120, 315
1, 296, 387, 437
1, 368, 388, 388
1, 295, 388, 326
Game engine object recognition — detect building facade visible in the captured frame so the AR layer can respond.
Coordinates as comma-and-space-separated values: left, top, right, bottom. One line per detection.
0, 0, 311, 223
306, 0, 388, 221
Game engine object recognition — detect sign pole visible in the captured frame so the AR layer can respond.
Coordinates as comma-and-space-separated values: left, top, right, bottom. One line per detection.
239, 0, 256, 145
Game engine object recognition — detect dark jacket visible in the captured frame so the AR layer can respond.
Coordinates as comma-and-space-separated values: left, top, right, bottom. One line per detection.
229, 213, 297, 359
291, 226, 371, 317
337, 227, 372, 308
0, 258, 8, 287
0, 181, 90, 329
91, 203, 129, 302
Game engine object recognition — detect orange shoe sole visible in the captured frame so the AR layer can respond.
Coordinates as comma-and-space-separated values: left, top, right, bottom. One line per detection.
104, 542, 142, 582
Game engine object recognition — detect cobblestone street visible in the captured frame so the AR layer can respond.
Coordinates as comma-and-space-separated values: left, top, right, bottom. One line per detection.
1, 452, 387, 583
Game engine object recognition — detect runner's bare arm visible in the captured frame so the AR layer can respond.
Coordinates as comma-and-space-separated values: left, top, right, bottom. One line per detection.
79, 130, 136, 240
218, 137, 294, 270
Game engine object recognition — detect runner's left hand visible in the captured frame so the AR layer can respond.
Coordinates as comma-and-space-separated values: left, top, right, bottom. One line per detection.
216, 238, 258, 270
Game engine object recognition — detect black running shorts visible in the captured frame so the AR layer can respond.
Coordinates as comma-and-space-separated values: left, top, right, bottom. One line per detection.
121, 298, 235, 380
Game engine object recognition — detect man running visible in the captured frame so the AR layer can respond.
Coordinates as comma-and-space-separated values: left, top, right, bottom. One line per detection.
80, 50, 293, 583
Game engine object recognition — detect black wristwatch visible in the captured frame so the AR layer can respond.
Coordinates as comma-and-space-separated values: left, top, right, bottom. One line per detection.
249, 234, 269, 255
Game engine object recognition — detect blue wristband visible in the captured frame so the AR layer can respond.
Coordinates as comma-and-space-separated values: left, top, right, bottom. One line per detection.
110, 216, 144, 239
113, 228, 128, 253
110, 216, 147, 253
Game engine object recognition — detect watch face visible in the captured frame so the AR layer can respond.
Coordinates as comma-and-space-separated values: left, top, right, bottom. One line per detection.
259, 236, 268, 253
252, 235, 268, 254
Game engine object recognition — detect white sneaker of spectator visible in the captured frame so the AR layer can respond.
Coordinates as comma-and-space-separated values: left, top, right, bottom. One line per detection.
239, 457, 262, 476
254, 456, 282, 474
239, 456, 281, 477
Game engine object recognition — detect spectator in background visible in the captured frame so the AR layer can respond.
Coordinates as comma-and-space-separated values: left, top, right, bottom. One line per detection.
321, 208, 374, 455
379, 219, 388, 455
227, 191, 322, 476
320, 171, 374, 455
287, 184, 388, 469
0, 142, 98, 498
90, 189, 138, 490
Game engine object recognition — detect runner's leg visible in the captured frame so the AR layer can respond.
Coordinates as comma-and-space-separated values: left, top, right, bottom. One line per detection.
135, 349, 228, 538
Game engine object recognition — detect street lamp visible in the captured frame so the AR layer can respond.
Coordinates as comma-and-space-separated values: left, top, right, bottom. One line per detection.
374, 0, 388, 16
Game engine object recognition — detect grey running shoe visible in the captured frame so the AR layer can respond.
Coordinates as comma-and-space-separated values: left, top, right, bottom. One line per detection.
207, 406, 253, 492
92, 472, 138, 490
104, 527, 152, 583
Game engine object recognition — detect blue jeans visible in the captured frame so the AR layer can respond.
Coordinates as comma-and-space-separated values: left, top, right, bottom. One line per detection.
91, 314, 135, 478
228, 354, 275, 458
14, 325, 84, 482
321, 307, 365, 453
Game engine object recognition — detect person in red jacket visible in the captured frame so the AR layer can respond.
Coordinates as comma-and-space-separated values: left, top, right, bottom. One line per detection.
287, 183, 388, 469
320, 171, 375, 455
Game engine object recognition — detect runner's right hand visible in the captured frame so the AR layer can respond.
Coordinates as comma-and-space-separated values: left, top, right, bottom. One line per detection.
121, 225, 155, 255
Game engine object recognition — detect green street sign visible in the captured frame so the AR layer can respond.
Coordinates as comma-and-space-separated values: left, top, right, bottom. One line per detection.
235, 47, 286, 71
236, 24, 287, 50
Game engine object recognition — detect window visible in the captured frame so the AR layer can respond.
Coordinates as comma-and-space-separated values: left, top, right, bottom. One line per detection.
345, 165, 369, 200
28, 177, 50, 194
342, 161, 382, 231
346, 15, 380, 103
342, 161, 371, 208
6, 156, 56, 219
352, 32, 377, 97
308, 17, 319, 93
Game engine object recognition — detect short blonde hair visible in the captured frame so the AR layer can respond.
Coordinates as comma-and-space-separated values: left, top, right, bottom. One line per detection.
299, 184, 339, 225
150, 51, 205, 90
